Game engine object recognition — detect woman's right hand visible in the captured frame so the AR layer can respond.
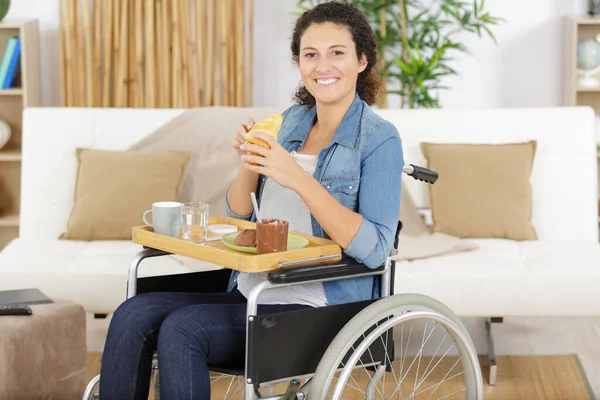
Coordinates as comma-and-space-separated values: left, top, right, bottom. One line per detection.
232, 117, 255, 158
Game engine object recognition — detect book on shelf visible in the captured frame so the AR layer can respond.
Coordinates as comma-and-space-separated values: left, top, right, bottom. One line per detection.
0, 36, 21, 89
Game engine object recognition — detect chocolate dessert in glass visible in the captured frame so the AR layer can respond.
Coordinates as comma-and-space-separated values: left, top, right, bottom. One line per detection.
256, 219, 289, 254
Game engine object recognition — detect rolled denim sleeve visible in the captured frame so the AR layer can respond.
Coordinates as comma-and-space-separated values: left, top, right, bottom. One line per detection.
224, 189, 255, 221
344, 128, 403, 269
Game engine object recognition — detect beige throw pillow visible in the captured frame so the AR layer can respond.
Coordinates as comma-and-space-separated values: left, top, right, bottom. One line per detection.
399, 178, 430, 237
396, 178, 479, 261
61, 149, 190, 240
420, 141, 537, 240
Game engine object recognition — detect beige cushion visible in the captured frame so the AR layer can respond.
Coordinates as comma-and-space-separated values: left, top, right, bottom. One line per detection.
394, 232, 479, 261
399, 178, 430, 236
420, 141, 537, 240
128, 107, 280, 217
397, 178, 479, 261
61, 148, 190, 240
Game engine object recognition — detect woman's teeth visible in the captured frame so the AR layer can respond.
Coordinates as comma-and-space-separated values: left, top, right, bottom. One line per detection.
316, 78, 339, 86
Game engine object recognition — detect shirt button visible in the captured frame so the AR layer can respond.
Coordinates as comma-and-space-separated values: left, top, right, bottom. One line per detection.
349, 186, 353, 189
327, 185, 331, 189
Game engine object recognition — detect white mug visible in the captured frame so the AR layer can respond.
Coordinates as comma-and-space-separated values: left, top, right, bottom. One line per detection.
143, 201, 182, 238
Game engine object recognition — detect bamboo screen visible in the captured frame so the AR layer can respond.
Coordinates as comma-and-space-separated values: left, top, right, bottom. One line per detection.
58, 0, 253, 108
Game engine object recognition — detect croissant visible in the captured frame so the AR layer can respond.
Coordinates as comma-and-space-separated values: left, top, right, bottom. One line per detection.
243, 114, 284, 149
234, 229, 257, 247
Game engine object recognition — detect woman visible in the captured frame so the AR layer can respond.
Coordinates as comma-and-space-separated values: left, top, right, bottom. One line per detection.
99, 2, 403, 399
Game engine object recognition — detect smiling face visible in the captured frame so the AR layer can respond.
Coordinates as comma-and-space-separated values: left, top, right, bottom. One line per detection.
297, 22, 368, 107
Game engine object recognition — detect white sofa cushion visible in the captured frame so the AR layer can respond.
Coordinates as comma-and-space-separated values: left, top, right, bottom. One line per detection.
0, 238, 222, 313
394, 238, 600, 316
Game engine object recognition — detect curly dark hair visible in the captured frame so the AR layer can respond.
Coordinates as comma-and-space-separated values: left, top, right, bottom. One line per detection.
290, 1, 383, 107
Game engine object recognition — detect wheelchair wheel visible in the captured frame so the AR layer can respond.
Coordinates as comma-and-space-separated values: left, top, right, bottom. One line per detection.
209, 372, 246, 399
310, 293, 484, 400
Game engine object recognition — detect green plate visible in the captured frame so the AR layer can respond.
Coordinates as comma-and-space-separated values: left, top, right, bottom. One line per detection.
221, 232, 309, 254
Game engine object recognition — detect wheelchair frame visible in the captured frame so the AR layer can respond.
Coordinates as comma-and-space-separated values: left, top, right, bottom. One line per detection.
120, 245, 395, 400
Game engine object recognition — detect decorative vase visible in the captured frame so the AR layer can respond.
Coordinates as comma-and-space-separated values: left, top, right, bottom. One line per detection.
0, 119, 11, 150
0, 0, 10, 23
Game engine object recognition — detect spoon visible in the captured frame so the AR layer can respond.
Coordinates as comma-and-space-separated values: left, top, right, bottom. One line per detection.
250, 192, 261, 222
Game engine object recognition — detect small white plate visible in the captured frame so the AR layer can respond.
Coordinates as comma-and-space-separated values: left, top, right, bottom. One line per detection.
208, 224, 238, 235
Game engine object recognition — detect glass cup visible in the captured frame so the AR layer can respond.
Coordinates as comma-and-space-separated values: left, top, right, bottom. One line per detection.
180, 202, 209, 244
256, 219, 289, 255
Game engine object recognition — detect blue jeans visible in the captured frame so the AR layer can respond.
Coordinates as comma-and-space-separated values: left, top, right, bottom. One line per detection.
99, 290, 310, 400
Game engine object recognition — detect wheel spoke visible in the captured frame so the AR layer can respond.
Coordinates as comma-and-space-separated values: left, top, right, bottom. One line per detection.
224, 378, 244, 399
378, 332, 403, 399
425, 359, 464, 400
400, 322, 413, 382
433, 385, 466, 400
416, 369, 465, 397
418, 329, 447, 386
416, 342, 456, 390
398, 322, 438, 389
333, 374, 365, 394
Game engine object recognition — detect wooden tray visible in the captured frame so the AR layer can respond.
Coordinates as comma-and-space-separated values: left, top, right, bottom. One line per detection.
132, 216, 342, 273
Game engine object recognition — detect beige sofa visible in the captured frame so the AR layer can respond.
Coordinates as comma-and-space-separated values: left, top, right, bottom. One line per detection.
0, 105, 598, 321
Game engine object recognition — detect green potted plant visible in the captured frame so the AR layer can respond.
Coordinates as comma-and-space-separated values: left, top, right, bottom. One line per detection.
0, 0, 10, 23
295, 0, 503, 108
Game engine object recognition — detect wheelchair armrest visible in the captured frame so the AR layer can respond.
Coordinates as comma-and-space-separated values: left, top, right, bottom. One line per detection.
267, 255, 384, 284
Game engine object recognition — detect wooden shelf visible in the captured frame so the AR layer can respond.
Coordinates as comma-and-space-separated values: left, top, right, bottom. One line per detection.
564, 17, 600, 114
571, 17, 600, 25
0, 213, 19, 227
0, 88, 22, 96
0, 19, 41, 251
577, 86, 600, 92
0, 148, 21, 161
0, 19, 34, 29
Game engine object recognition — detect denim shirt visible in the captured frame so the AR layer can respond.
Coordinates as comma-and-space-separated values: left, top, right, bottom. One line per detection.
225, 92, 404, 306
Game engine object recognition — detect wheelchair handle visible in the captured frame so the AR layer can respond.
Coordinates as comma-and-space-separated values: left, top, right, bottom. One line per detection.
403, 164, 438, 184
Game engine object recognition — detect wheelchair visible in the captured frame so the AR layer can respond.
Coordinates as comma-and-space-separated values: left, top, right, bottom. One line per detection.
83, 164, 484, 400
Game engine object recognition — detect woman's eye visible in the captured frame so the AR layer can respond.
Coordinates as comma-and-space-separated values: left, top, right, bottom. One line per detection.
304, 53, 317, 58
333, 50, 344, 56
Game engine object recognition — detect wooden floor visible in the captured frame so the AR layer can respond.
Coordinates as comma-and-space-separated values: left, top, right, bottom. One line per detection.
87, 354, 593, 399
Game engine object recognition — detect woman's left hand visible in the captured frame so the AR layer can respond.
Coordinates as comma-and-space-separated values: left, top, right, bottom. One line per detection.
240, 132, 307, 191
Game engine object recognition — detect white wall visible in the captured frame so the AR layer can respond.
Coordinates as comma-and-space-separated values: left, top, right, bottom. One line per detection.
4, 0, 590, 109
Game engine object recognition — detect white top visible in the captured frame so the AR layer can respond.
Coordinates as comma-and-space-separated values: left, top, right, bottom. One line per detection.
236, 151, 328, 307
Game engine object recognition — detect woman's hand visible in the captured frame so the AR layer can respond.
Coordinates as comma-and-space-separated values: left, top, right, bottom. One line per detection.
241, 132, 308, 191
232, 117, 255, 158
